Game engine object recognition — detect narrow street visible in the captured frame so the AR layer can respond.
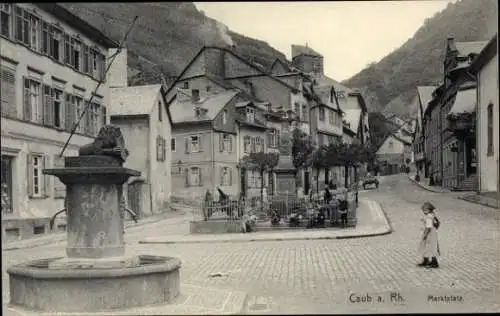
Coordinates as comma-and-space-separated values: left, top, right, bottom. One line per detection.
2, 175, 499, 314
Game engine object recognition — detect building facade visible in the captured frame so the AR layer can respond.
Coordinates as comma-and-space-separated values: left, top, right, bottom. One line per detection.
1, 3, 119, 241
414, 86, 437, 177
109, 84, 171, 217
470, 34, 499, 195
376, 134, 412, 175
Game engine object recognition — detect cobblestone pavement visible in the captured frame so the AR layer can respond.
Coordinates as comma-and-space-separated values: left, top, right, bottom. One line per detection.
2, 174, 499, 314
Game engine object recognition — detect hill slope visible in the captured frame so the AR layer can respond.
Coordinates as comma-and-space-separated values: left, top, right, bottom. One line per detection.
61, 2, 286, 85
343, 0, 498, 118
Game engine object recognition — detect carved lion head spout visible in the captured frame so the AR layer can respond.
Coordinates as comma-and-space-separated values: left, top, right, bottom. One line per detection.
78, 124, 130, 163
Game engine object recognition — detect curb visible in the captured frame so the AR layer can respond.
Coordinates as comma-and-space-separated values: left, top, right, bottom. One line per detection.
408, 177, 450, 193
2, 211, 186, 251
139, 200, 392, 244
457, 195, 499, 210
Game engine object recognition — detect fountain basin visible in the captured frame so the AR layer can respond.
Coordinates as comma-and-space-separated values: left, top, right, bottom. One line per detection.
7, 255, 181, 312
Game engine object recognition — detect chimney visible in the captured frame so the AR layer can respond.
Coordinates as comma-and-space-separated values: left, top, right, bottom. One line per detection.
106, 48, 128, 88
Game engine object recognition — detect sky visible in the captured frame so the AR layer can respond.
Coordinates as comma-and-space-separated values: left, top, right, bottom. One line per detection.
194, 1, 457, 82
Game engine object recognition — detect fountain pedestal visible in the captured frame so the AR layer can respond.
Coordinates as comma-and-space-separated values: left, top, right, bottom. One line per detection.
8, 152, 181, 312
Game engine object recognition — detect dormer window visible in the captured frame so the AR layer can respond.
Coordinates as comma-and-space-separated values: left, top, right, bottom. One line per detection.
246, 107, 255, 122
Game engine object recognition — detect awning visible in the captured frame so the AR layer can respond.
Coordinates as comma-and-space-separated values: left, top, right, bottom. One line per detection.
449, 88, 476, 115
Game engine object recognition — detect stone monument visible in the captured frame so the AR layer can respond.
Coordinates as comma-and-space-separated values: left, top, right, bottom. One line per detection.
7, 125, 181, 313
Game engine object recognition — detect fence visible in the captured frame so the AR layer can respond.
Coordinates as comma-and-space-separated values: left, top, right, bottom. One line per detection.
175, 188, 358, 226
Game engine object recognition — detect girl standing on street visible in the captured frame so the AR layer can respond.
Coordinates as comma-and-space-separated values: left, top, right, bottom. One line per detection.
417, 201, 440, 268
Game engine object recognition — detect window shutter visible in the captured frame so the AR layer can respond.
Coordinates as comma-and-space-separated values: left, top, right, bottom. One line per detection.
251, 137, 256, 153
0, 67, 17, 117
277, 133, 281, 148
162, 138, 166, 161
27, 154, 34, 197
156, 136, 161, 161
53, 154, 66, 198
65, 94, 74, 132
244, 136, 248, 153
259, 137, 264, 152
43, 155, 50, 198
198, 168, 203, 186
23, 77, 31, 121
229, 168, 232, 186
198, 134, 204, 152
184, 168, 189, 187
185, 137, 190, 154
42, 85, 50, 125
101, 105, 107, 128
220, 167, 224, 185
229, 136, 233, 152
219, 134, 224, 152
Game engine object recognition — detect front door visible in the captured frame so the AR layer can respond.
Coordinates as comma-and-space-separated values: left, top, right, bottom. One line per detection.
304, 171, 310, 195
1, 155, 13, 214
268, 171, 274, 196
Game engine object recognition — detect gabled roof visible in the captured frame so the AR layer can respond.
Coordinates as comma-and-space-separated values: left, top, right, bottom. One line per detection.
455, 41, 489, 57
110, 85, 163, 116
448, 86, 476, 115
36, 4, 119, 49
470, 34, 498, 74
417, 86, 437, 114
343, 109, 362, 134
169, 89, 240, 124
269, 58, 292, 73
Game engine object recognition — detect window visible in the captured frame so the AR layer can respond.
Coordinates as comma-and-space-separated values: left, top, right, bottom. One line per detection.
269, 129, 279, 148
50, 26, 62, 61
72, 38, 81, 70
206, 85, 211, 92
246, 107, 255, 122
171, 138, 176, 152
190, 135, 199, 152
29, 154, 44, 198
0, 4, 12, 38
183, 81, 189, 89
89, 102, 100, 136
14, 6, 24, 43
41, 22, 49, 54
249, 170, 261, 188
388, 140, 394, 148
221, 134, 232, 152
82, 44, 89, 74
336, 91, 345, 99
158, 100, 162, 121
29, 14, 38, 50
64, 34, 71, 64
222, 109, 227, 124
1, 65, 16, 117
52, 88, 63, 128
1, 155, 13, 213
302, 104, 308, 121
328, 110, 334, 124
244, 136, 251, 153
318, 134, 324, 146
192, 89, 200, 101
255, 137, 263, 152
220, 167, 231, 186
23, 78, 41, 123
487, 103, 494, 156
156, 136, 166, 162
319, 107, 325, 121
189, 167, 201, 187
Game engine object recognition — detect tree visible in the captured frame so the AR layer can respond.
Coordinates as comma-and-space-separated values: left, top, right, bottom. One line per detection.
240, 152, 280, 207
291, 128, 314, 192
308, 145, 328, 194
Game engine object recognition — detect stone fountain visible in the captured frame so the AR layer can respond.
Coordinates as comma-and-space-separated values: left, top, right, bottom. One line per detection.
7, 125, 181, 313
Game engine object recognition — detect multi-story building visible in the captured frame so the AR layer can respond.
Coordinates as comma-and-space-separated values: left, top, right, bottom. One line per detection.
439, 38, 487, 190
1, 3, 121, 241
470, 34, 498, 196
424, 85, 444, 185
165, 46, 311, 199
109, 84, 171, 217
414, 86, 437, 177
376, 134, 412, 175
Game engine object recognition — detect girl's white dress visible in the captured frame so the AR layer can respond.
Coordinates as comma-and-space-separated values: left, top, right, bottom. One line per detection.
418, 212, 440, 258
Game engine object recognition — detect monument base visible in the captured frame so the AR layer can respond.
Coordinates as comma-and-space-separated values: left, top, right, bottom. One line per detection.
48, 255, 140, 269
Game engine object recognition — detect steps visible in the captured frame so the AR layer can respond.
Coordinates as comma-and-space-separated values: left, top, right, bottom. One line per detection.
453, 174, 478, 192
